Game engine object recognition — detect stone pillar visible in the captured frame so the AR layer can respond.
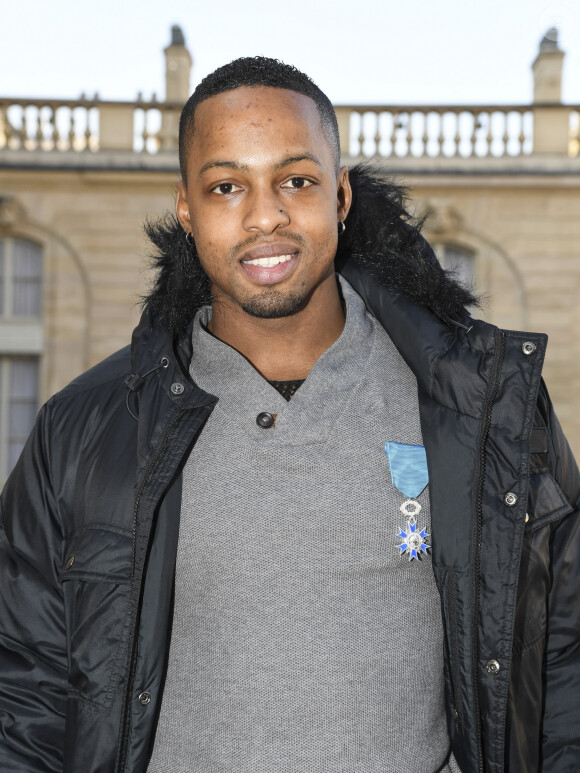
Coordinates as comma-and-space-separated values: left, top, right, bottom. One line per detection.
532, 27, 569, 154
159, 25, 193, 152
99, 105, 134, 150
164, 25, 193, 103
334, 107, 352, 160
532, 27, 564, 103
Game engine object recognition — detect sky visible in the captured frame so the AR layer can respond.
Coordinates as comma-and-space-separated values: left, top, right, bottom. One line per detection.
1, 0, 579, 106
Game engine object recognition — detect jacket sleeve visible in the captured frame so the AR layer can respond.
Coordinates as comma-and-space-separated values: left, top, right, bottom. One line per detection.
536, 381, 580, 769
0, 399, 68, 772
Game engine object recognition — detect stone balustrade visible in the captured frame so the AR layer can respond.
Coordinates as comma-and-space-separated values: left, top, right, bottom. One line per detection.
0, 97, 182, 154
0, 97, 578, 159
336, 104, 578, 158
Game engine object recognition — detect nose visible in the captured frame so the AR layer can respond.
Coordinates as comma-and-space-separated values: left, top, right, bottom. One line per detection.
242, 187, 290, 234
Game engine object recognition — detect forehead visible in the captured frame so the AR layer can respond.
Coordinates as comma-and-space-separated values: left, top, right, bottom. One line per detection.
188, 86, 331, 167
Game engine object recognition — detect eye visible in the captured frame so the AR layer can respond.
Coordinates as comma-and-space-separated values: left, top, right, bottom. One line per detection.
281, 177, 313, 189
211, 182, 242, 195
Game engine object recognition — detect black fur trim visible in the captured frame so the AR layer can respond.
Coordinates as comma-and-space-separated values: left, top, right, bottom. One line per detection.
336, 162, 478, 322
143, 214, 212, 333
143, 163, 478, 333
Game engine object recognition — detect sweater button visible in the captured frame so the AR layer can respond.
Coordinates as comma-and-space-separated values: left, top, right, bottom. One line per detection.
256, 412, 275, 428
486, 659, 501, 675
138, 691, 152, 705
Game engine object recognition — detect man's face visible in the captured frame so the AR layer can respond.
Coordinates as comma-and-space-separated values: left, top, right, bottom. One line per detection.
176, 86, 351, 320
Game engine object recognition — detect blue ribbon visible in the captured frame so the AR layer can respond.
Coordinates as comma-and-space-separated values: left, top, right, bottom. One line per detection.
384, 441, 429, 499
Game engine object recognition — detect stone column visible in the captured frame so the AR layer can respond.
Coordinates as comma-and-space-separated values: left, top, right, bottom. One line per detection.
164, 25, 193, 103
532, 27, 569, 154
334, 107, 352, 160
159, 25, 193, 152
99, 104, 135, 151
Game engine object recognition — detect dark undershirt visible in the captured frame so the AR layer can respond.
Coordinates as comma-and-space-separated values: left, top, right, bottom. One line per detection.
267, 379, 305, 401
200, 321, 306, 402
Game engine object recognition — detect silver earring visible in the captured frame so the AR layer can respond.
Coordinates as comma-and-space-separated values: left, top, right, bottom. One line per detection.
185, 231, 194, 246
338, 221, 346, 235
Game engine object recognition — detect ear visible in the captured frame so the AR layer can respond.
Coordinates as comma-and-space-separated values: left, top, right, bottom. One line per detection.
337, 166, 352, 223
175, 181, 192, 232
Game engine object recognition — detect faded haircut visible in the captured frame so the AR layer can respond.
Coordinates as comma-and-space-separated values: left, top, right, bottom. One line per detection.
178, 56, 340, 182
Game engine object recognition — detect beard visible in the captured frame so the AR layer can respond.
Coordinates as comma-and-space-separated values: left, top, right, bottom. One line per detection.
240, 288, 307, 319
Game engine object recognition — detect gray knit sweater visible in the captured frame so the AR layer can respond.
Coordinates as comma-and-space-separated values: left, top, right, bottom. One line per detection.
147, 278, 457, 772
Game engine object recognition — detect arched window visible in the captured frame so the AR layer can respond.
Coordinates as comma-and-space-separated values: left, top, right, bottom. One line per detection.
0, 237, 43, 484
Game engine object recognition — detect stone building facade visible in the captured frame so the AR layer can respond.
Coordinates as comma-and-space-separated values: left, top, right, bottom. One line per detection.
0, 26, 579, 482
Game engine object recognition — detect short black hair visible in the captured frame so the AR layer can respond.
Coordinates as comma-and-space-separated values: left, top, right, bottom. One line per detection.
178, 56, 340, 182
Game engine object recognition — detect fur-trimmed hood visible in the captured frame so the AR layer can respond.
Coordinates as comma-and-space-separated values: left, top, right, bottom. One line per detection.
143, 163, 477, 333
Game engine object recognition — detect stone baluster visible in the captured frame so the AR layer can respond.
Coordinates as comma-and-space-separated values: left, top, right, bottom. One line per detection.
470, 112, 479, 157
374, 111, 381, 157
486, 112, 493, 156
50, 106, 59, 150
502, 113, 510, 156
570, 111, 580, 156
405, 113, 413, 157
357, 113, 365, 156
454, 111, 461, 157
83, 106, 92, 151
437, 111, 444, 156
518, 112, 526, 154
14, 105, 25, 149
141, 108, 149, 153
422, 113, 429, 157
388, 112, 396, 156
68, 109, 76, 150
4, 105, 14, 148
36, 108, 43, 148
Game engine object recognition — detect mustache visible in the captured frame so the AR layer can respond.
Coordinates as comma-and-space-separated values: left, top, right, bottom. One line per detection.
230, 230, 306, 259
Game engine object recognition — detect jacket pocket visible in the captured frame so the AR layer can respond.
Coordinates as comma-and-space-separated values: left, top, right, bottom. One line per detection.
437, 566, 463, 733
506, 471, 572, 769
526, 470, 574, 532
514, 471, 573, 650
59, 526, 133, 713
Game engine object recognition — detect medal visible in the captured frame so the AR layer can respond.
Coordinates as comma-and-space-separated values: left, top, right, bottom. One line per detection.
384, 441, 431, 561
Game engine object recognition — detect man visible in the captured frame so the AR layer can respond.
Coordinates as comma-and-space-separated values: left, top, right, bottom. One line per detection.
0, 57, 579, 773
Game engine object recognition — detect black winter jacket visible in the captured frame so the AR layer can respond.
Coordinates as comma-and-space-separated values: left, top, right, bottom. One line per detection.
1, 167, 579, 772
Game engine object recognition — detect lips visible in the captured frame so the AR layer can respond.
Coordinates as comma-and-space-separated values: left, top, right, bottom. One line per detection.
239, 242, 299, 285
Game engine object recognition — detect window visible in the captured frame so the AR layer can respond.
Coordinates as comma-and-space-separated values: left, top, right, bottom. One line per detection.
435, 244, 476, 290
0, 357, 39, 481
0, 237, 43, 484
0, 238, 42, 318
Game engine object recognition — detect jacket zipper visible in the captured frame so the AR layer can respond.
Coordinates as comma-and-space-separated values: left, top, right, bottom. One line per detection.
116, 407, 192, 772
471, 329, 505, 772
445, 569, 463, 731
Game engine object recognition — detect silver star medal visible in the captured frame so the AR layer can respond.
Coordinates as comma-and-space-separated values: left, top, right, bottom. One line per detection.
384, 441, 431, 561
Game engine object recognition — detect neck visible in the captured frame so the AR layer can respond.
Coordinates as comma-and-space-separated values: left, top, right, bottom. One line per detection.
207, 274, 345, 381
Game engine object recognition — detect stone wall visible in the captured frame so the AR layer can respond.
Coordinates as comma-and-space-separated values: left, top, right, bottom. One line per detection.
415, 174, 580, 455
1, 164, 578, 457
0, 168, 177, 399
